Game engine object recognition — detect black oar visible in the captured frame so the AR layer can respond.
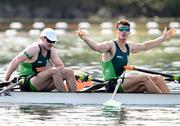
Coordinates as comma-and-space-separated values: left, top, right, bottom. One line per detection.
124, 66, 180, 82
0, 81, 21, 94
0, 81, 11, 88
0, 77, 18, 88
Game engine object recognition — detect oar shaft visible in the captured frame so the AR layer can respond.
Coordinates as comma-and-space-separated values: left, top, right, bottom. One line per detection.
134, 68, 173, 78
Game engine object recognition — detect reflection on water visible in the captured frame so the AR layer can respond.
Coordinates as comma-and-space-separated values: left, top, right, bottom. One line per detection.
120, 106, 180, 125
0, 104, 121, 125
1, 104, 180, 126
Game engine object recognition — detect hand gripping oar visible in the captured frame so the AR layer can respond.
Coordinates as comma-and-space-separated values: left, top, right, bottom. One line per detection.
124, 66, 180, 82
0, 77, 18, 88
0, 81, 11, 88
0, 81, 20, 94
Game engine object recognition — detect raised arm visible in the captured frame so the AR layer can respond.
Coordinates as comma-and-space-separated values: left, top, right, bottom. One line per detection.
76, 28, 111, 53
129, 27, 176, 53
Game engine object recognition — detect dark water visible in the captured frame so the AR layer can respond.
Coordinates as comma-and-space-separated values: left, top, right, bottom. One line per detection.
0, 29, 180, 125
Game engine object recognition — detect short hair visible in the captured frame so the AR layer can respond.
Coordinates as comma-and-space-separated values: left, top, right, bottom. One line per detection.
115, 19, 130, 29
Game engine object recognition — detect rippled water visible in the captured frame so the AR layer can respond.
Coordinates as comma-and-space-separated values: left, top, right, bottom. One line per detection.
1, 30, 180, 125
1, 104, 180, 126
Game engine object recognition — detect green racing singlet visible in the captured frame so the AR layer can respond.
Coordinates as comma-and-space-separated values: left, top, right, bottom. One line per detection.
18, 44, 51, 78
102, 41, 130, 81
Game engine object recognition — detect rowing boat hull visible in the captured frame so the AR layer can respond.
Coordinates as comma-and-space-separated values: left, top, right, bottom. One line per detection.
0, 91, 180, 106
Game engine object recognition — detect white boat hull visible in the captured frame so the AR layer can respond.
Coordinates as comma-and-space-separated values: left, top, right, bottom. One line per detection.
0, 91, 180, 106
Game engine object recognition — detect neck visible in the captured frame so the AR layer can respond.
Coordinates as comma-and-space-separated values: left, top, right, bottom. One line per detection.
116, 39, 127, 52
39, 43, 48, 53
117, 38, 126, 46
39, 40, 49, 51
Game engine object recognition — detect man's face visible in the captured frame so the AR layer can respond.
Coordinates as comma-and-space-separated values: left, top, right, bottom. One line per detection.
116, 25, 130, 40
44, 37, 56, 50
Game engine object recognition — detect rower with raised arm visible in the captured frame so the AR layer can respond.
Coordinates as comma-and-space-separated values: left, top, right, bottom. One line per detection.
77, 19, 176, 93
4, 28, 76, 92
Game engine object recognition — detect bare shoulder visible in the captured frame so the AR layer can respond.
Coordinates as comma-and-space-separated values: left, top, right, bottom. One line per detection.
127, 41, 144, 53
49, 47, 57, 55
21, 43, 40, 57
103, 40, 114, 44
101, 40, 114, 47
102, 40, 115, 52
126, 41, 136, 48
24, 43, 39, 52
50, 47, 56, 52
16, 43, 39, 60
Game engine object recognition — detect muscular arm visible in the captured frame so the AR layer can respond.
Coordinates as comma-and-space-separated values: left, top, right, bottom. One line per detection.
129, 36, 165, 53
4, 44, 38, 81
77, 28, 111, 53
129, 27, 176, 53
4, 55, 24, 81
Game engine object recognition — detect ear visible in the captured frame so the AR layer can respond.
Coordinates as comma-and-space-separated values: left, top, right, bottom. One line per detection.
41, 36, 46, 41
114, 29, 118, 35
40, 36, 43, 40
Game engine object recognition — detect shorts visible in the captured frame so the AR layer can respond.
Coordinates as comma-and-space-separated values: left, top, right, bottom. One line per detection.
105, 78, 124, 93
18, 75, 37, 92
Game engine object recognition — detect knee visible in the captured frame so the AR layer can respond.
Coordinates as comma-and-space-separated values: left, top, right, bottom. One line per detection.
65, 69, 74, 76
51, 67, 59, 75
141, 75, 152, 82
152, 75, 164, 82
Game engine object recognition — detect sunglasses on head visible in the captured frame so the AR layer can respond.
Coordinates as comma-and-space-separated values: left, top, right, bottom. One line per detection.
46, 37, 56, 44
117, 27, 130, 32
